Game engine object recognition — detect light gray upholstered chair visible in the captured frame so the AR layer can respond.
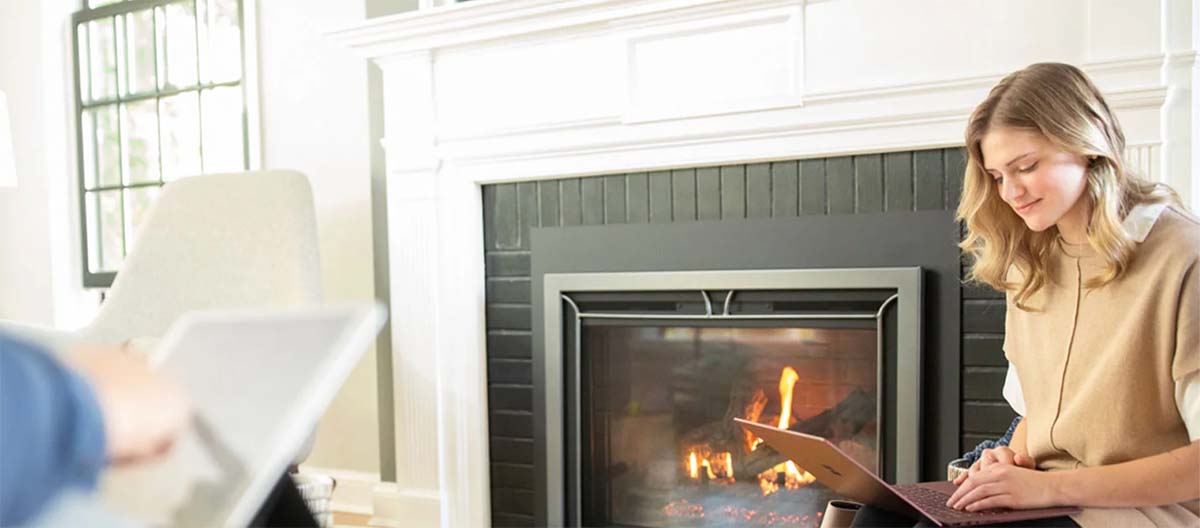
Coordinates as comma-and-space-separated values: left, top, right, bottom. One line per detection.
0, 169, 324, 462
79, 169, 323, 345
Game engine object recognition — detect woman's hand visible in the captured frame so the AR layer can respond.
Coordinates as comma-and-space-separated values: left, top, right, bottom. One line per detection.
953, 446, 1035, 486
947, 461, 1062, 511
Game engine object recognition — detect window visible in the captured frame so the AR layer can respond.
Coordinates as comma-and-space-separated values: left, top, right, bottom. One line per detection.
72, 0, 252, 287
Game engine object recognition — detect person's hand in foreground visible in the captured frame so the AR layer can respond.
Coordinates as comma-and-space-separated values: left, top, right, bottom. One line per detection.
67, 347, 190, 465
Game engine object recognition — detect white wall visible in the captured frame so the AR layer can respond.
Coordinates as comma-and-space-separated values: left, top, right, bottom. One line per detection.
256, 0, 379, 475
0, 0, 381, 476
0, 1, 55, 324
0, 0, 99, 329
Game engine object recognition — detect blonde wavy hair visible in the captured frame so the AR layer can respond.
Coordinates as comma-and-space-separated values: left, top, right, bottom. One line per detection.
956, 62, 1181, 310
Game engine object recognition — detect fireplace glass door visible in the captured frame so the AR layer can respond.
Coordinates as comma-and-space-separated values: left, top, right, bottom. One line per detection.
580, 324, 879, 527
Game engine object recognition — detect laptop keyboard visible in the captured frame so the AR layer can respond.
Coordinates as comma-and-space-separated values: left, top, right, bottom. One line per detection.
895, 484, 1009, 524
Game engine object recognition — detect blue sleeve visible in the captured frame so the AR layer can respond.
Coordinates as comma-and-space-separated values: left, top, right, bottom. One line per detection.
0, 334, 108, 526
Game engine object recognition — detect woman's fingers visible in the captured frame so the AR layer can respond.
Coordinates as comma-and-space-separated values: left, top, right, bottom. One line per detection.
990, 447, 1016, 466
950, 482, 1002, 510
1013, 452, 1036, 468
947, 471, 982, 506
964, 494, 1014, 512
953, 471, 968, 486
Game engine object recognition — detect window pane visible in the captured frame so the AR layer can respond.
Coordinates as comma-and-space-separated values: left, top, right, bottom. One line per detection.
98, 190, 124, 272
159, 92, 201, 180
88, 18, 118, 101
201, 86, 244, 173
124, 186, 161, 251
77, 24, 92, 104
115, 15, 128, 96
84, 191, 100, 272
92, 104, 122, 187
81, 110, 97, 189
202, 0, 241, 84
124, 9, 156, 96
90, 0, 126, 8
121, 100, 160, 184
162, 2, 198, 89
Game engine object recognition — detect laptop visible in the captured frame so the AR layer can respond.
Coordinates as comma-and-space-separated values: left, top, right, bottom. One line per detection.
97, 303, 386, 527
734, 418, 1081, 527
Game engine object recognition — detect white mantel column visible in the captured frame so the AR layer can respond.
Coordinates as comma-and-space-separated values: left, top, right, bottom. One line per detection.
367, 51, 491, 528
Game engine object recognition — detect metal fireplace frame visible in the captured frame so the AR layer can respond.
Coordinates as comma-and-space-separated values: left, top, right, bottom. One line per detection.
541, 267, 923, 526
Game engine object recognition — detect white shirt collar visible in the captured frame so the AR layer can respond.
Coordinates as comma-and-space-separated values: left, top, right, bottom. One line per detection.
1122, 202, 1168, 243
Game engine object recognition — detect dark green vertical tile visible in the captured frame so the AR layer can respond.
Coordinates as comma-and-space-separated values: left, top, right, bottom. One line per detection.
516, 182, 538, 250
945, 147, 967, 209
914, 149, 946, 211
604, 175, 627, 224
800, 159, 826, 215
485, 184, 519, 250
720, 166, 746, 219
649, 170, 672, 224
627, 172, 649, 223
771, 161, 799, 217
671, 169, 697, 222
827, 156, 854, 214
560, 179, 582, 226
855, 154, 883, 213
696, 167, 721, 220
483, 185, 498, 250
884, 152, 914, 212
746, 163, 772, 218
581, 177, 604, 225
538, 180, 560, 227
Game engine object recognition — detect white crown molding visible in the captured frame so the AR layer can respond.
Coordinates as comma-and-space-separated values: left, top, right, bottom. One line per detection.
430, 59, 1166, 157
432, 85, 1167, 184
326, 0, 802, 58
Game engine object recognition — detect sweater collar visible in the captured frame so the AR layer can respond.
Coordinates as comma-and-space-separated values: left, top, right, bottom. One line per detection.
1121, 202, 1168, 243
1055, 202, 1167, 258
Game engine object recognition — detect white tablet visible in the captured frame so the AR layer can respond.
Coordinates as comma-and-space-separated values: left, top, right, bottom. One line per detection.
97, 303, 386, 527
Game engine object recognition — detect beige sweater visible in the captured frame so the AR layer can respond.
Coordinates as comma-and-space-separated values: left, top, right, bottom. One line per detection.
1004, 205, 1200, 527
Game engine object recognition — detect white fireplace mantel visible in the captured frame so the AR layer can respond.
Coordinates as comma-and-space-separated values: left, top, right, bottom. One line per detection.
328, 0, 1198, 525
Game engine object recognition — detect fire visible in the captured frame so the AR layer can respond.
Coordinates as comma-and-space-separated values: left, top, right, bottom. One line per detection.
744, 388, 768, 452
686, 366, 818, 496
756, 460, 817, 496
777, 367, 799, 429
748, 366, 817, 496
684, 446, 735, 484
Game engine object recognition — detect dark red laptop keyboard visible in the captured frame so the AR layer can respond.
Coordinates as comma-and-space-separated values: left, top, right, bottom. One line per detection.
894, 483, 1010, 525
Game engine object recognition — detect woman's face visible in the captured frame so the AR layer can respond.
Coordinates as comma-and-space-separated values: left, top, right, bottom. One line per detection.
979, 127, 1091, 235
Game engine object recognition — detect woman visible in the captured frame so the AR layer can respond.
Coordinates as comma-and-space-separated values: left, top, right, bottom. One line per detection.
858, 63, 1200, 527
951, 61, 1200, 526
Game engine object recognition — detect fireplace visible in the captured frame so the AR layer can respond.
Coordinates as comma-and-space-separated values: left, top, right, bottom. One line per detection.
544, 270, 921, 526
531, 209, 960, 527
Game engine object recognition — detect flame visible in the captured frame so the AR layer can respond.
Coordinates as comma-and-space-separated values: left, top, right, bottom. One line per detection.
777, 366, 799, 429
685, 446, 735, 484
744, 388, 768, 452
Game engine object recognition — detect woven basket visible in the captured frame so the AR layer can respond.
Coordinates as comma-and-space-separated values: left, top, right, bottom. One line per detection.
946, 457, 970, 481
292, 472, 336, 528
